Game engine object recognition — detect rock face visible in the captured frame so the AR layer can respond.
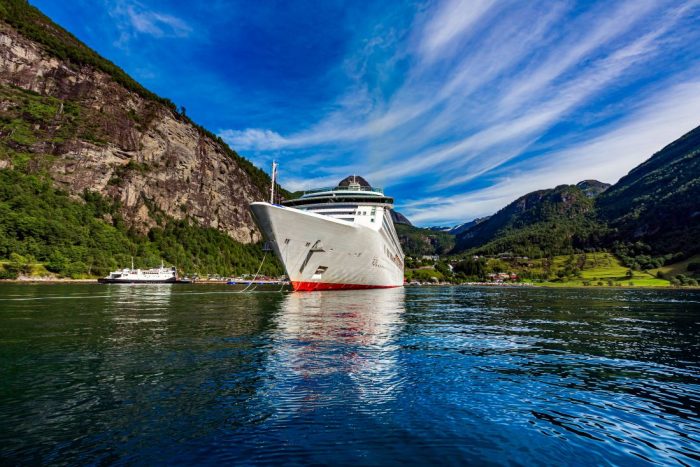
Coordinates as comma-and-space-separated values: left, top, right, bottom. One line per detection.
0, 22, 266, 243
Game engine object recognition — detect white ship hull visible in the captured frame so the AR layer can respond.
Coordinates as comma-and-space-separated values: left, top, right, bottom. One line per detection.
250, 202, 404, 291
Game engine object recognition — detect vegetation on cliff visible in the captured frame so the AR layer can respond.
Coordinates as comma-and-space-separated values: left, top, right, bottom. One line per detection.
597, 125, 700, 262
0, 84, 102, 157
0, 0, 286, 200
453, 184, 605, 258
0, 169, 282, 279
395, 224, 455, 257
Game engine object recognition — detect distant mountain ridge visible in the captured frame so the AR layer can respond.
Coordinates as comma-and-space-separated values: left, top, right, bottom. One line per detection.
447, 217, 490, 235
452, 183, 601, 257
449, 125, 700, 261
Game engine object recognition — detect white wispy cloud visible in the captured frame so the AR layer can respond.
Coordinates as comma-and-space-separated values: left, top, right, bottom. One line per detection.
126, 7, 191, 38
380, 0, 690, 185
109, 0, 192, 46
404, 79, 700, 224
496, 0, 658, 112
418, 0, 496, 61
219, 128, 289, 150
217, 0, 700, 225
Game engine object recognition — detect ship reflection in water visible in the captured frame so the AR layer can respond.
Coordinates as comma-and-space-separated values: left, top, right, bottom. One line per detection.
104, 284, 173, 336
264, 288, 406, 413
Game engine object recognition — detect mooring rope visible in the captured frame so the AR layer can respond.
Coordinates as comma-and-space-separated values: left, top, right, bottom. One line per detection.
236, 252, 267, 293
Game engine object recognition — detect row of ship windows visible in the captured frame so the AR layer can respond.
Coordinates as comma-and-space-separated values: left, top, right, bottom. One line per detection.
121, 271, 167, 275
336, 217, 376, 222
309, 208, 378, 216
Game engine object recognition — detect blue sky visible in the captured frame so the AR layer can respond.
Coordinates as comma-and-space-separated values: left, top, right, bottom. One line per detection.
33, 0, 700, 226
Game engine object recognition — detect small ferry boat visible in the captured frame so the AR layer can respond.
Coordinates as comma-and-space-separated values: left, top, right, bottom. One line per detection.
98, 261, 189, 284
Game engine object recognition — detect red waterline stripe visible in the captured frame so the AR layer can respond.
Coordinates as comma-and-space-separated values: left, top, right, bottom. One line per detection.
291, 281, 401, 292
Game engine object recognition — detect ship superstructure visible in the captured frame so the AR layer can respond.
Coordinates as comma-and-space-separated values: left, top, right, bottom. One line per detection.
250, 175, 404, 291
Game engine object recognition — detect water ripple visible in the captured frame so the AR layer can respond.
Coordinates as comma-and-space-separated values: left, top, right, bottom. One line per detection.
0, 284, 699, 464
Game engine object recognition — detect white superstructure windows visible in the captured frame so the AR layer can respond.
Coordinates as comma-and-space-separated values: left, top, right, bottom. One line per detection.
297, 202, 391, 228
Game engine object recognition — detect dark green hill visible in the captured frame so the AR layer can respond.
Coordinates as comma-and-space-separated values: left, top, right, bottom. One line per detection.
0, 170, 282, 278
390, 209, 412, 226
597, 125, 700, 258
453, 184, 604, 258
395, 224, 455, 257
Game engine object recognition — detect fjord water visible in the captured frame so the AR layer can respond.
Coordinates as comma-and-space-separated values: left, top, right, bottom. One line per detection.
1, 285, 699, 465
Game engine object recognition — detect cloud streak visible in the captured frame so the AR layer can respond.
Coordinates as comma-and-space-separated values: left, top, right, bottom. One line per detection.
216, 0, 700, 225
109, 0, 192, 46
404, 79, 700, 224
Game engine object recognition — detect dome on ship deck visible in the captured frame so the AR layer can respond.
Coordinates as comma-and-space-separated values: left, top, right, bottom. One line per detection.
338, 175, 371, 188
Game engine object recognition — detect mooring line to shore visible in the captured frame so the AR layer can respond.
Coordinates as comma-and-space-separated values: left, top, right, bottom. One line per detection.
236, 253, 267, 293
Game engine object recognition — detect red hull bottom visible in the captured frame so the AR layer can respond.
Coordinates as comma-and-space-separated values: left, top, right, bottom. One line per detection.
292, 281, 401, 292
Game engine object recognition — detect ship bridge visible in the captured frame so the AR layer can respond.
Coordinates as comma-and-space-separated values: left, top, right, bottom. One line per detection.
281, 175, 394, 209
280, 175, 395, 227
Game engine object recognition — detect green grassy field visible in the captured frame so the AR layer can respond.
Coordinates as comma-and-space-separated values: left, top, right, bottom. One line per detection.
527, 252, 669, 287
649, 254, 700, 278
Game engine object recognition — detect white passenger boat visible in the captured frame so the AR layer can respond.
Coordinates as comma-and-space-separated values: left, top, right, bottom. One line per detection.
98, 261, 187, 284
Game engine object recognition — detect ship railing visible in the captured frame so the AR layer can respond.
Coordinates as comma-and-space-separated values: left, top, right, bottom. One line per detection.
303, 185, 383, 195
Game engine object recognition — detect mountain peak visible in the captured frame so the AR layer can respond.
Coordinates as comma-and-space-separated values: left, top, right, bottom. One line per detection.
390, 210, 412, 226
576, 180, 611, 198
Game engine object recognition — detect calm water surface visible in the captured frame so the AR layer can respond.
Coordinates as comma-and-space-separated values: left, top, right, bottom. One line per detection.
1, 284, 699, 465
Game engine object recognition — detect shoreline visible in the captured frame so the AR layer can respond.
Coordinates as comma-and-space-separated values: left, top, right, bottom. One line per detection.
0, 277, 289, 287
1, 278, 697, 290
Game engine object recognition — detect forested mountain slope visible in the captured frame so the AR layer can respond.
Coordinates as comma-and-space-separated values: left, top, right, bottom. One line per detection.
0, 0, 285, 277
597, 125, 700, 258
395, 223, 455, 257
450, 124, 699, 264
453, 184, 603, 258
0, 0, 282, 242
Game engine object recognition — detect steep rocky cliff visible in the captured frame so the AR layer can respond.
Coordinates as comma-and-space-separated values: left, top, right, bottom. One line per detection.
0, 11, 269, 244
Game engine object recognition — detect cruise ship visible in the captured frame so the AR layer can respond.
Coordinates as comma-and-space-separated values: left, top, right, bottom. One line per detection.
250, 174, 405, 291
